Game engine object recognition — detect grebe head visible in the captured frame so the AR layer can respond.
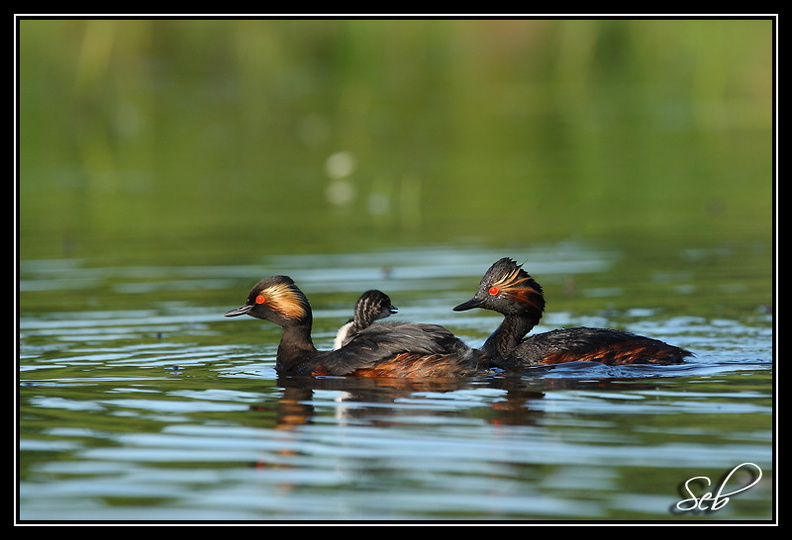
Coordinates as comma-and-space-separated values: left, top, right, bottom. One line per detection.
453, 258, 545, 321
355, 290, 398, 322
225, 275, 312, 326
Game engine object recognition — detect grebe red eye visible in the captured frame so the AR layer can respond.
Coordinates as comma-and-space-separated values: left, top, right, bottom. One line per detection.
488, 287, 499, 296
255, 295, 266, 304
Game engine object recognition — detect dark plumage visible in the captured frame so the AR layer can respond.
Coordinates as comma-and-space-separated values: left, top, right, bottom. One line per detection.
225, 276, 483, 378
454, 258, 693, 369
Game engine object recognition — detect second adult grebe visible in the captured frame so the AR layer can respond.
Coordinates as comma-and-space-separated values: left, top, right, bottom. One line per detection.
453, 258, 693, 368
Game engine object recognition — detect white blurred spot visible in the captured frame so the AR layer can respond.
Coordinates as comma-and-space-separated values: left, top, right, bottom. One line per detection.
325, 179, 356, 207
324, 151, 357, 179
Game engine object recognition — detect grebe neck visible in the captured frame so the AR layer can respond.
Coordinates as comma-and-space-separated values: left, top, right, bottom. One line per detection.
275, 319, 318, 369
481, 313, 537, 358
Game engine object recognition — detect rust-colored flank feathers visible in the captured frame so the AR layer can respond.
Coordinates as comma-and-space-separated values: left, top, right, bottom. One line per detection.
345, 353, 480, 378
540, 339, 689, 365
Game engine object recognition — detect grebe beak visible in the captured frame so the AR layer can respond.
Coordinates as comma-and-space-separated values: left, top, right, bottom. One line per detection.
389, 305, 399, 314
225, 304, 253, 317
453, 296, 485, 311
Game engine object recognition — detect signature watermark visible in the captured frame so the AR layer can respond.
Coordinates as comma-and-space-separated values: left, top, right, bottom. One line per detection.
674, 462, 763, 513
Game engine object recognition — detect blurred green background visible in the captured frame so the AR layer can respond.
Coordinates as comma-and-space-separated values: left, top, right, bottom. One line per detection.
18, 19, 774, 264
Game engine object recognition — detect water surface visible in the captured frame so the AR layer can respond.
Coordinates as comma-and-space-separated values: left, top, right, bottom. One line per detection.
18, 243, 774, 521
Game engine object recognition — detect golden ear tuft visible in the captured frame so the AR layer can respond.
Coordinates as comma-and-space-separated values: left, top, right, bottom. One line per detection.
493, 266, 531, 291
493, 267, 544, 311
260, 283, 307, 320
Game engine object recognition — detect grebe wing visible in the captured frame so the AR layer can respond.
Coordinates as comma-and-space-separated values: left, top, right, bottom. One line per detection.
518, 327, 693, 365
320, 323, 472, 375
523, 327, 641, 350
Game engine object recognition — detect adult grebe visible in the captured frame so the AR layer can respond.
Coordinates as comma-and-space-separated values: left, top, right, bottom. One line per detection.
453, 258, 693, 368
226, 276, 484, 377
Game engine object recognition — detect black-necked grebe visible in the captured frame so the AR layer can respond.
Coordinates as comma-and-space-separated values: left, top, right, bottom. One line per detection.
333, 290, 398, 350
225, 276, 483, 377
453, 258, 693, 368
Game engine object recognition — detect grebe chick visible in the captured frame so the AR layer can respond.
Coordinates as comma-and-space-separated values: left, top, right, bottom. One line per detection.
453, 258, 693, 368
333, 290, 398, 350
225, 276, 483, 378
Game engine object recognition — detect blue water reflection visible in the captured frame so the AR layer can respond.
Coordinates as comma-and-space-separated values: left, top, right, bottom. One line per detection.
18, 245, 773, 521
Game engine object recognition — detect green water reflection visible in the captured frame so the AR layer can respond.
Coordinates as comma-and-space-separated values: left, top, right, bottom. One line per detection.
19, 19, 773, 264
